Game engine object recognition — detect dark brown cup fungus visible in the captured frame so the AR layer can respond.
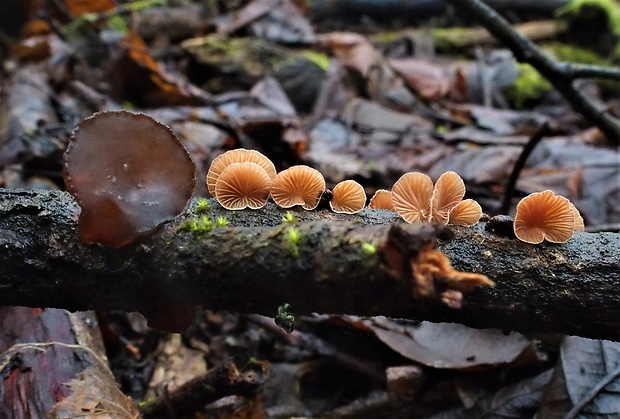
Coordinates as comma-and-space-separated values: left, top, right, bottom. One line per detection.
64, 111, 196, 248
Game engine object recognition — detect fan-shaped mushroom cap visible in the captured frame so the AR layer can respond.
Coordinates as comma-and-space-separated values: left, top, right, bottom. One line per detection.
207, 149, 276, 197
430, 171, 466, 224
391, 172, 434, 223
513, 190, 575, 244
64, 111, 196, 248
214, 162, 271, 210
448, 199, 482, 226
330, 180, 366, 214
569, 202, 585, 231
368, 189, 394, 210
270, 165, 325, 210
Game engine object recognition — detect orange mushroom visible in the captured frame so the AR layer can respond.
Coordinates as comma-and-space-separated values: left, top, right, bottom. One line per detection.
430, 171, 466, 224
513, 190, 576, 244
330, 180, 367, 214
368, 189, 393, 210
448, 199, 482, 226
569, 202, 585, 231
207, 148, 276, 197
270, 165, 325, 210
391, 172, 434, 223
214, 162, 271, 210
64, 111, 196, 248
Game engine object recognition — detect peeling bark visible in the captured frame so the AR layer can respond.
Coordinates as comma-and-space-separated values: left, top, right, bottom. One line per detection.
0, 189, 618, 341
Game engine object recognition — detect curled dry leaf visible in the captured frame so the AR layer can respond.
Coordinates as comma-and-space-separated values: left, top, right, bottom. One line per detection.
391, 172, 434, 223
270, 165, 325, 210
330, 180, 366, 214
215, 162, 271, 210
449, 199, 482, 226
207, 148, 276, 197
368, 189, 394, 210
513, 190, 575, 244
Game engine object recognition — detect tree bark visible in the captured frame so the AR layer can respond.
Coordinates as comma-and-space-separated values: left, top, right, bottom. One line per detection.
0, 189, 618, 341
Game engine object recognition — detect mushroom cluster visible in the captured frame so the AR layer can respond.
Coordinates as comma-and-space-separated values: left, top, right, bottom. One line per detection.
513, 190, 584, 244
390, 171, 482, 226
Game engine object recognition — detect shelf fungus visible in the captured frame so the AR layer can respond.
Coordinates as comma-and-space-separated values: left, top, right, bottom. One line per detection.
214, 162, 272, 210
513, 190, 582, 244
270, 165, 326, 210
207, 148, 276, 197
330, 180, 367, 214
64, 111, 196, 248
368, 189, 394, 210
391, 171, 481, 226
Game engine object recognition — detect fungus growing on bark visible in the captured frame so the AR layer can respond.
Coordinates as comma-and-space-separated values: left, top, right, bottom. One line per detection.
207, 149, 276, 197
270, 165, 326, 210
64, 111, 196, 248
214, 162, 271, 210
368, 189, 393, 210
570, 202, 585, 231
430, 171, 465, 224
391, 172, 434, 223
330, 180, 366, 214
448, 199, 482, 226
513, 190, 576, 244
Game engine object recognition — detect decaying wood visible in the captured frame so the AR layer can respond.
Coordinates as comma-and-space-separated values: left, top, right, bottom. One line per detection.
0, 307, 139, 418
0, 189, 618, 341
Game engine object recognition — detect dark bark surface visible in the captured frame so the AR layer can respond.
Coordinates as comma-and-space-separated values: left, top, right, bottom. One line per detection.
0, 189, 618, 341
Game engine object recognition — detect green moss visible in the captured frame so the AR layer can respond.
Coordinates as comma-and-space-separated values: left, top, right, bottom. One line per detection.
275, 303, 295, 333
216, 216, 229, 227
284, 226, 302, 257
281, 211, 299, 224
193, 198, 211, 214
506, 64, 552, 109
361, 241, 377, 255
181, 215, 213, 234
546, 43, 610, 65
299, 50, 331, 71
558, 0, 620, 36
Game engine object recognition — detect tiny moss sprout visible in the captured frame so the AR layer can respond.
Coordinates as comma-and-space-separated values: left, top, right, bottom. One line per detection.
181, 215, 213, 233
216, 216, 229, 227
361, 241, 377, 255
285, 226, 303, 257
194, 197, 211, 214
282, 211, 298, 224
275, 303, 295, 333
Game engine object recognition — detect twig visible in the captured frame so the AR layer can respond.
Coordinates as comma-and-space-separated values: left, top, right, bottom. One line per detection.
499, 122, 550, 214
444, 0, 620, 144
563, 362, 620, 419
561, 63, 620, 81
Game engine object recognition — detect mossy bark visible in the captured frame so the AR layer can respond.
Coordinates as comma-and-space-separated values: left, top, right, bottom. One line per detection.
0, 189, 619, 341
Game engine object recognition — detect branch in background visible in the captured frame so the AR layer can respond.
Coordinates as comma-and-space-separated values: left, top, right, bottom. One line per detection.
445, 0, 620, 144
0, 190, 619, 341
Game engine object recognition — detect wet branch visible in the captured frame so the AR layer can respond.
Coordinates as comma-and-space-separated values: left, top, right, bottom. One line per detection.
0, 189, 619, 341
445, 0, 620, 144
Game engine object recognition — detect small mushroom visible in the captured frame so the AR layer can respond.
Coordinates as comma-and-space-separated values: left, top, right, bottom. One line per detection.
214, 162, 271, 210
569, 202, 585, 231
368, 189, 393, 210
64, 111, 196, 248
513, 190, 575, 244
430, 171, 466, 224
391, 172, 434, 223
207, 148, 276, 197
448, 199, 482, 226
270, 165, 325, 210
330, 180, 366, 214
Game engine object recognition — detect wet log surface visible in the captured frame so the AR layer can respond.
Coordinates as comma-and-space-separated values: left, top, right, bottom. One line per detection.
0, 189, 618, 341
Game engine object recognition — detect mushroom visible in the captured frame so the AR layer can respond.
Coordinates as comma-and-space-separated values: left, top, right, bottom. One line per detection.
206, 148, 276, 197
368, 189, 394, 210
330, 180, 366, 214
391, 172, 434, 223
64, 111, 196, 248
214, 162, 271, 210
270, 165, 325, 210
448, 199, 482, 226
569, 202, 585, 231
430, 171, 466, 224
513, 190, 576, 244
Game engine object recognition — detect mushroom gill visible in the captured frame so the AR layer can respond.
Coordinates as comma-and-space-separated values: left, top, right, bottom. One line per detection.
368, 189, 393, 210
330, 180, 366, 214
430, 171, 466, 224
270, 165, 325, 210
513, 190, 575, 244
207, 148, 276, 197
64, 110, 196, 248
391, 172, 434, 223
448, 199, 482, 226
214, 162, 271, 210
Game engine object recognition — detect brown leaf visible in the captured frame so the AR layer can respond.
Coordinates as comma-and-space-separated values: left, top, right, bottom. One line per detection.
390, 58, 451, 101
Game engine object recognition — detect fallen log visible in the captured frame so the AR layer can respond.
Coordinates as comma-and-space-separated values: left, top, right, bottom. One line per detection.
0, 189, 618, 341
